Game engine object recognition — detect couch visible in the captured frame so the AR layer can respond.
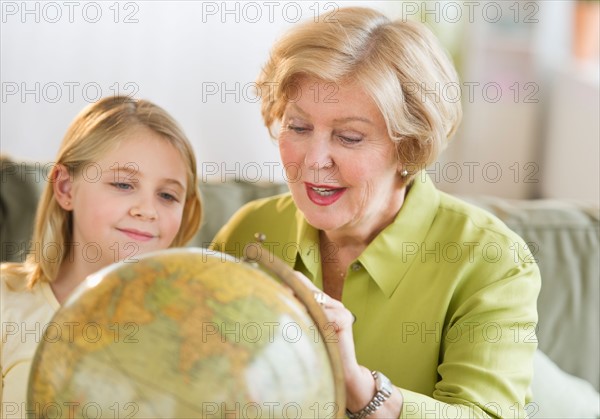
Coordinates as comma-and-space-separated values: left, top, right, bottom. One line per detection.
1, 157, 599, 417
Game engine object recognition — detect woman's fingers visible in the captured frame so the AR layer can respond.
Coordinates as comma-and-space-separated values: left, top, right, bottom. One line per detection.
323, 304, 354, 330
291, 271, 357, 324
288, 271, 361, 379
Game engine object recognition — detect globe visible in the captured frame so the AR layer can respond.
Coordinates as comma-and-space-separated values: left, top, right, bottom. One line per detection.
28, 248, 345, 418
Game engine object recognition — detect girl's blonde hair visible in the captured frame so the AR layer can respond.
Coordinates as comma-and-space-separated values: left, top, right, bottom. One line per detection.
257, 7, 462, 179
6, 96, 202, 288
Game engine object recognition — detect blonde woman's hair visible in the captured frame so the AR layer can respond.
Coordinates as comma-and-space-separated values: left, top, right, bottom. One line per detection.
6, 96, 202, 288
257, 7, 462, 179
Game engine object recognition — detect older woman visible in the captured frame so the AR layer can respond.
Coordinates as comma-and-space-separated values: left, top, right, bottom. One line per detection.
212, 7, 540, 418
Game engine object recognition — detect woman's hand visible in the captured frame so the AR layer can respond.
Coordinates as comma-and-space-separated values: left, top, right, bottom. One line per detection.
292, 273, 357, 363
291, 271, 404, 417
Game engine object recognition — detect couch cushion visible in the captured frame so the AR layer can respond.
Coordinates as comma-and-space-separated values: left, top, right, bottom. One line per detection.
191, 181, 289, 248
0, 158, 48, 262
463, 196, 600, 390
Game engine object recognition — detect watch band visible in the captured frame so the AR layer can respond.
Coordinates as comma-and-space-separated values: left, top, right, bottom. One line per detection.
346, 370, 393, 419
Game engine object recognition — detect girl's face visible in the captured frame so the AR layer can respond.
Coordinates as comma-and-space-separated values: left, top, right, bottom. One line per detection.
56, 126, 188, 268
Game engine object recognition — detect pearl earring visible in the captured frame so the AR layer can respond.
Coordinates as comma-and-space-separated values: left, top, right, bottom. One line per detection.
400, 169, 408, 177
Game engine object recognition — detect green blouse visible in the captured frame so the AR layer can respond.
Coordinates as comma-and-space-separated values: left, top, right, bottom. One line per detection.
211, 174, 540, 418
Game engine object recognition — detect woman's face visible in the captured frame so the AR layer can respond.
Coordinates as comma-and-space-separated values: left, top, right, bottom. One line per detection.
279, 76, 407, 240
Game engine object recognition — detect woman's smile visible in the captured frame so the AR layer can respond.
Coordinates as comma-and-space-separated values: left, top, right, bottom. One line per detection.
305, 182, 347, 206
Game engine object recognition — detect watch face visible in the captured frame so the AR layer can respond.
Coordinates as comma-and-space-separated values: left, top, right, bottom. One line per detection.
348, 371, 393, 418
376, 371, 394, 397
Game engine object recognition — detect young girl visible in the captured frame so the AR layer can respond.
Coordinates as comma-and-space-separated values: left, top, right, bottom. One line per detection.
0, 96, 202, 415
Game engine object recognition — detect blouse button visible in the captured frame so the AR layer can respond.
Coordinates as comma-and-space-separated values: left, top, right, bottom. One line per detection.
351, 262, 362, 272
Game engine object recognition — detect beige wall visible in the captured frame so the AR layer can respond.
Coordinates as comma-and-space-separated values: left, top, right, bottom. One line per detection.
1, 1, 597, 203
